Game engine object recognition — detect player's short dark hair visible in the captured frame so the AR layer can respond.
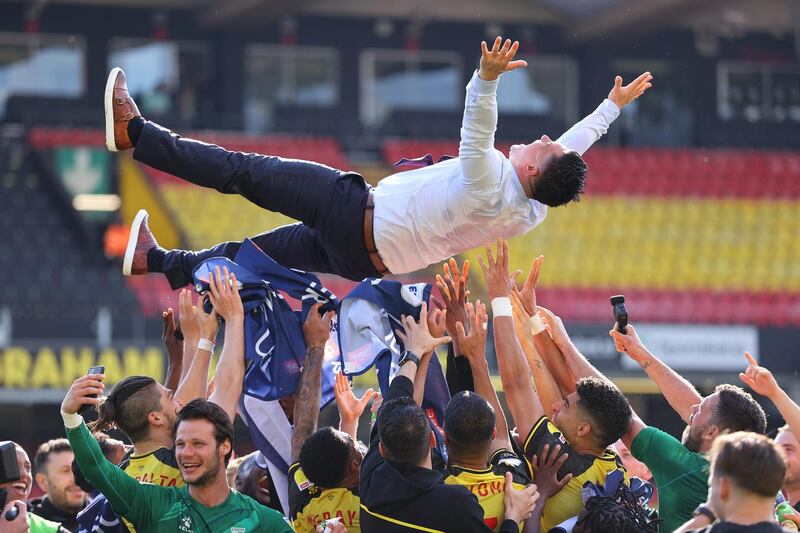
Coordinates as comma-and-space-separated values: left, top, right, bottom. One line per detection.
34, 438, 72, 476
444, 391, 495, 455
72, 433, 122, 493
177, 399, 234, 464
532, 150, 588, 207
712, 431, 786, 497
377, 396, 431, 465
712, 384, 767, 435
90, 375, 160, 442
576, 377, 632, 447
299, 427, 353, 488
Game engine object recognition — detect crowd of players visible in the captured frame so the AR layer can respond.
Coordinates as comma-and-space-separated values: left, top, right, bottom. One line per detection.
3, 240, 800, 533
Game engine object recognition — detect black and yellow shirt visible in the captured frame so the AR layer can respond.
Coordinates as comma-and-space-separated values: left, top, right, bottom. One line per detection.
445, 449, 530, 532
288, 462, 360, 533
523, 416, 628, 531
117, 447, 184, 531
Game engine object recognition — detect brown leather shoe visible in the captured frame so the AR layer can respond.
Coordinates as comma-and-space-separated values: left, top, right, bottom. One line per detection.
104, 67, 141, 152
123, 209, 157, 276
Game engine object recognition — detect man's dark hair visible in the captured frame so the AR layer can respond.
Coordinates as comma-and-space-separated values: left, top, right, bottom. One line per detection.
90, 375, 160, 442
712, 431, 786, 497
177, 399, 234, 464
377, 396, 431, 465
712, 384, 767, 435
532, 151, 588, 207
72, 434, 122, 493
34, 438, 72, 476
573, 495, 658, 533
576, 377, 632, 447
299, 427, 352, 488
444, 391, 495, 455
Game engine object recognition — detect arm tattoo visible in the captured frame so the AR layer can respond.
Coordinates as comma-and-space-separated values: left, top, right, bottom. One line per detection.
640, 358, 653, 370
291, 345, 324, 461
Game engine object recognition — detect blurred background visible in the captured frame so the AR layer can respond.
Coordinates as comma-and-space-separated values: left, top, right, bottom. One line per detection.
0, 0, 799, 474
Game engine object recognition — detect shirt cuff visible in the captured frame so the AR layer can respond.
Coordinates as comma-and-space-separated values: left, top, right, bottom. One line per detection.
61, 409, 84, 429
600, 98, 621, 119
468, 70, 499, 97
499, 519, 519, 532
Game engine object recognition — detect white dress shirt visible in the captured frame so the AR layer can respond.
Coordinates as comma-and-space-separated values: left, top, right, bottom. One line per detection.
372, 70, 620, 274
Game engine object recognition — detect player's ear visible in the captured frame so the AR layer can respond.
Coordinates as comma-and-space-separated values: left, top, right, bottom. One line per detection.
525, 163, 539, 178
378, 441, 387, 458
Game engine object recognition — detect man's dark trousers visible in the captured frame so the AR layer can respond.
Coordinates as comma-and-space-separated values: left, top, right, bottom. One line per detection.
133, 121, 380, 288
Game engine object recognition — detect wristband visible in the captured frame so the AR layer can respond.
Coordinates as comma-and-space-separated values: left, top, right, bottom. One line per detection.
491, 297, 512, 317
529, 313, 546, 334
197, 338, 215, 352
61, 409, 84, 429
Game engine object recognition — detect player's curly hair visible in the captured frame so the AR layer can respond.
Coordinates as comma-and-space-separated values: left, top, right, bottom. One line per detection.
576, 377, 632, 447
532, 150, 588, 207
573, 494, 659, 533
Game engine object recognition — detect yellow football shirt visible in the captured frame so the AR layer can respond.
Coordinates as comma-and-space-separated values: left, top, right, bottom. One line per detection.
523, 416, 628, 531
288, 462, 360, 533
118, 446, 184, 531
444, 449, 530, 532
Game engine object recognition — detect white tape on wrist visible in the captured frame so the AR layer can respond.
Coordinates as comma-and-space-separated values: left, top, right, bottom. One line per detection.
491, 297, 512, 317
197, 338, 215, 352
61, 409, 84, 429
529, 313, 546, 334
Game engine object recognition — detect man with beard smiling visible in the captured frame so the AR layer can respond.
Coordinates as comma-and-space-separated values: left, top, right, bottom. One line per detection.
61, 390, 294, 532
609, 324, 767, 533
29, 439, 87, 531
0, 442, 68, 533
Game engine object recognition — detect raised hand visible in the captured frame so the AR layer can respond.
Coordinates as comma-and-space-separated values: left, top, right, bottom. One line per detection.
537, 306, 571, 351
179, 288, 200, 345
530, 443, 573, 498
62, 374, 106, 415
512, 255, 543, 318
334, 370, 377, 426
426, 305, 448, 340
479, 37, 528, 81
193, 295, 219, 343
739, 352, 781, 399
608, 71, 653, 109
395, 302, 452, 356
478, 239, 513, 301
608, 323, 650, 365
303, 303, 334, 349
455, 301, 488, 363
207, 266, 244, 321
436, 258, 470, 337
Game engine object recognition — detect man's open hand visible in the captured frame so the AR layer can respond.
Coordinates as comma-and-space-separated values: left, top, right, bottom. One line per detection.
395, 302, 452, 356
478, 239, 513, 301
479, 37, 527, 81
608, 72, 653, 109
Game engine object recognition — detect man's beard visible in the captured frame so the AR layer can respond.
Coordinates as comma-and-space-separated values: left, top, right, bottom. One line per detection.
188, 455, 221, 488
682, 425, 703, 453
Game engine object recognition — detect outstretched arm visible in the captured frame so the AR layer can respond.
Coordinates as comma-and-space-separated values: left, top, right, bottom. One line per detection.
174, 294, 219, 407
556, 72, 652, 155
206, 267, 245, 422
456, 300, 512, 453
460, 37, 527, 188
510, 293, 563, 421
161, 307, 183, 391
480, 239, 544, 440
610, 324, 701, 425
333, 370, 377, 441
412, 305, 448, 407
291, 304, 334, 463
740, 352, 800, 442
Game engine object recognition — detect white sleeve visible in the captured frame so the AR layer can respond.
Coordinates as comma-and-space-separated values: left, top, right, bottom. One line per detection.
556, 99, 620, 155
458, 70, 503, 189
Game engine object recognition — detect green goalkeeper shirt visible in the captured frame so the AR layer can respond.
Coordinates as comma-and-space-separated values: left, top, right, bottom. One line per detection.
66, 421, 295, 533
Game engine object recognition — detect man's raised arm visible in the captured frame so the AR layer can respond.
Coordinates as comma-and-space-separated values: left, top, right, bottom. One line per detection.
206, 266, 245, 422
460, 37, 527, 188
610, 323, 701, 425
479, 239, 544, 440
290, 303, 333, 463
556, 72, 652, 155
